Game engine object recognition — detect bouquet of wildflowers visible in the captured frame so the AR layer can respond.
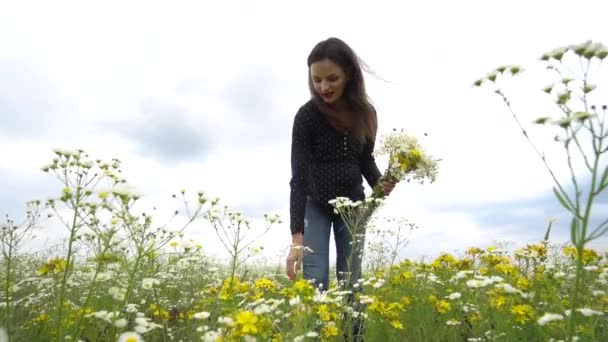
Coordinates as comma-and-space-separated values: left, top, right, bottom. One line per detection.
330, 129, 439, 228
371, 129, 439, 199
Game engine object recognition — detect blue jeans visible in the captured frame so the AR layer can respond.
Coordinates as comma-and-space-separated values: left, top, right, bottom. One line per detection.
303, 197, 364, 292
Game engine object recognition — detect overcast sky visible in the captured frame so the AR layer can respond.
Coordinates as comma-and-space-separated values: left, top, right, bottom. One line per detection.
1, 0, 607, 263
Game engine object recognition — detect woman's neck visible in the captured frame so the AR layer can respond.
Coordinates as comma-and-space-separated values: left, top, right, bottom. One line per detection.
329, 98, 349, 113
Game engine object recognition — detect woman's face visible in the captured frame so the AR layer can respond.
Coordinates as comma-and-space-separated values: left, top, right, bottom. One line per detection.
310, 58, 347, 105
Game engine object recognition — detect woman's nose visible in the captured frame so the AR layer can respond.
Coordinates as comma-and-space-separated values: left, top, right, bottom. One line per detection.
321, 81, 330, 92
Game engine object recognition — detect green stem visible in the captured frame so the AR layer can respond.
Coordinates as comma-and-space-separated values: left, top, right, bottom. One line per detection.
71, 244, 111, 339
56, 186, 82, 341
121, 251, 144, 310
4, 242, 12, 341
229, 224, 241, 292
153, 287, 168, 342
567, 247, 585, 341
567, 149, 600, 341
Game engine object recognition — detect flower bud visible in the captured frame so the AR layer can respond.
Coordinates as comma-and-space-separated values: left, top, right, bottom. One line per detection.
583, 84, 597, 94
583, 48, 595, 59
573, 112, 593, 122
553, 48, 566, 61
557, 92, 570, 105
553, 117, 572, 129
510, 66, 522, 75
533, 117, 551, 125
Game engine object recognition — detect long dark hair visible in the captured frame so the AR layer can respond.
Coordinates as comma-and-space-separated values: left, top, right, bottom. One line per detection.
307, 37, 377, 143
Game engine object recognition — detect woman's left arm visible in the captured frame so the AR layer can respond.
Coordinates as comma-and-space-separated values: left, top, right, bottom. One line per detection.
360, 139, 382, 189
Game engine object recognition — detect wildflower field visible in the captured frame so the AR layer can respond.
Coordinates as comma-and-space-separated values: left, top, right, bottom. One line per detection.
2, 42, 608, 342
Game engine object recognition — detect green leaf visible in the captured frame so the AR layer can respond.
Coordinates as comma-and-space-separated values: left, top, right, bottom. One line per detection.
570, 217, 579, 245
543, 220, 553, 241
553, 187, 572, 212
587, 219, 608, 242
600, 165, 608, 189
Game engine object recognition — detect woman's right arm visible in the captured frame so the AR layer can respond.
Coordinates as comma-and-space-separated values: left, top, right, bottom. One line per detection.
289, 109, 312, 238
287, 109, 311, 280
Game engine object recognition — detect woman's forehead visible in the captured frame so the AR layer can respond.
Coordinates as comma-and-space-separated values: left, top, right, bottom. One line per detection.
310, 59, 344, 76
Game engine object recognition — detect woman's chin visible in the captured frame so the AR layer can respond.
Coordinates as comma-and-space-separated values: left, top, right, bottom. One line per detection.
321, 96, 337, 104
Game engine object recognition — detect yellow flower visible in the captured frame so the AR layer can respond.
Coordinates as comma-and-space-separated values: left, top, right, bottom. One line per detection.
435, 300, 451, 314
480, 253, 508, 267
516, 277, 531, 291
430, 253, 458, 269
494, 263, 518, 277
583, 248, 600, 263
321, 322, 339, 338
35, 313, 48, 322
530, 243, 547, 257
490, 295, 506, 310
219, 277, 243, 300
316, 304, 333, 321
37, 257, 67, 276
455, 258, 473, 270
400, 271, 414, 280
369, 300, 405, 321
409, 149, 422, 163
400, 296, 412, 307
466, 247, 483, 256
510, 304, 535, 324
397, 155, 409, 171
270, 334, 284, 342
234, 311, 260, 336
390, 320, 404, 329
293, 279, 315, 298
563, 245, 577, 257
563, 246, 600, 264
254, 278, 276, 292
468, 311, 482, 322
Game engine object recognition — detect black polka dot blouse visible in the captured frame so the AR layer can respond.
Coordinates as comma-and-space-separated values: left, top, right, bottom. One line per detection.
289, 100, 382, 235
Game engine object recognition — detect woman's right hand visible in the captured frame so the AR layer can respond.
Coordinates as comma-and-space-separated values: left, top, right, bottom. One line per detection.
286, 233, 304, 281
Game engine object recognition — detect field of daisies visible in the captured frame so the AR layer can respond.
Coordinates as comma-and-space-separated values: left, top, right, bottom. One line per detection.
2, 42, 608, 342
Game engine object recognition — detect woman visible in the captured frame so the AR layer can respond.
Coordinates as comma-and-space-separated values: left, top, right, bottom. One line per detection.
286, 37, 396, 290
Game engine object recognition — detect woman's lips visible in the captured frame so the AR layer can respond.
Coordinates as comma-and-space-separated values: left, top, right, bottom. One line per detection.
321, 92, 334, 100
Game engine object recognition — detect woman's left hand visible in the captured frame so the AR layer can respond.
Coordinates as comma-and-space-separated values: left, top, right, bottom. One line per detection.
380, 178, 398, 196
